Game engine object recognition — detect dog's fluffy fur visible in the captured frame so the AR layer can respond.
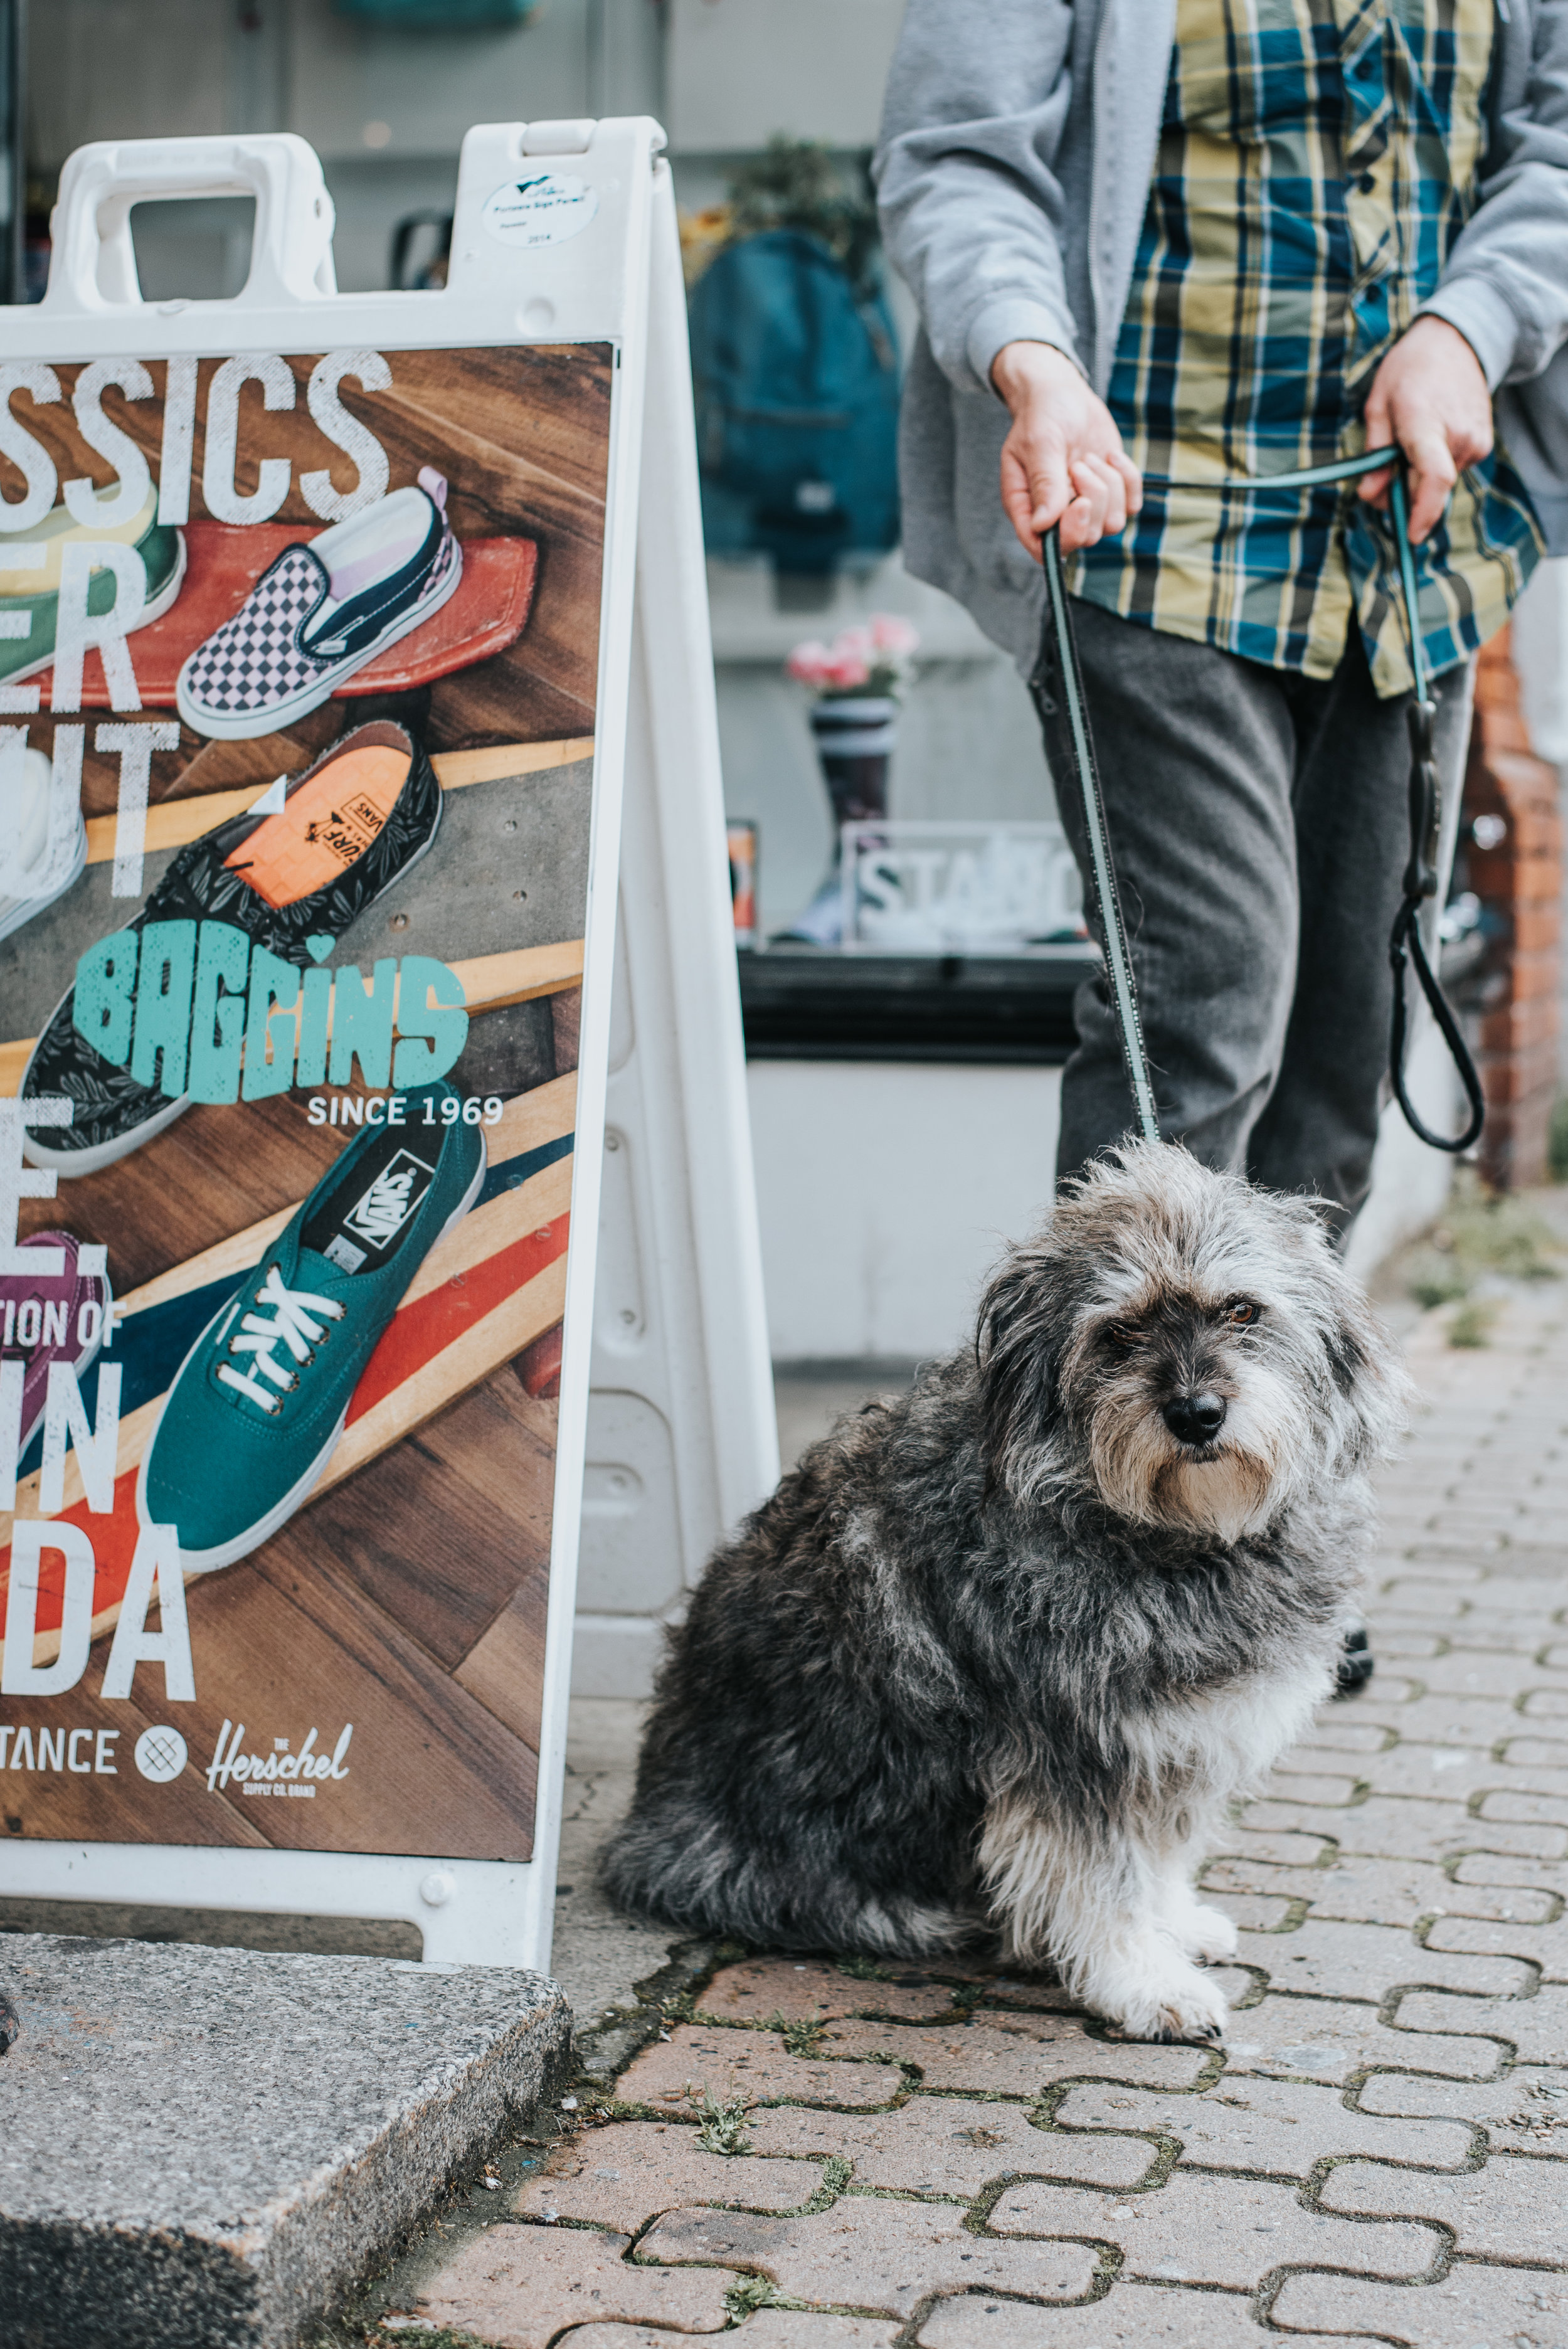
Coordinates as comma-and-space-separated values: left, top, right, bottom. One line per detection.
602, 1144, 1407, 2041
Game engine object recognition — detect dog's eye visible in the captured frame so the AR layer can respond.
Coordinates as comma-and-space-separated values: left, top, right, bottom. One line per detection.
1102, 1323, 1140, 1354
1224, 1300, 1260, 1327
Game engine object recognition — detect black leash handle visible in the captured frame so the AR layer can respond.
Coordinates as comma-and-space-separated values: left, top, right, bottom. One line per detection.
1382, 468, 1485, 1152
1041, 450, 1485, 1157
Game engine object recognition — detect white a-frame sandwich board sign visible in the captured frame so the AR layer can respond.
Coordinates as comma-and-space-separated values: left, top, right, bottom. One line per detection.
0, 120, 778, 1969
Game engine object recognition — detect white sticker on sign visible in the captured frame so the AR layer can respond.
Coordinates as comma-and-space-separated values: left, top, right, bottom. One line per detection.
482, 174, 599, 249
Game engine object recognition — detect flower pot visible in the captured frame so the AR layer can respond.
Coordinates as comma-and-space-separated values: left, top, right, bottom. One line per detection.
778, 696, 897, 946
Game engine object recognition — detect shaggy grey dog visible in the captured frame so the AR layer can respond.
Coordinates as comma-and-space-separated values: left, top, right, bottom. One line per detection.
602, 1144, 1406, 2042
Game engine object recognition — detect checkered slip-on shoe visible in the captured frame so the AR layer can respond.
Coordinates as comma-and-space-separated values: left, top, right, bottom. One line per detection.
1, 1229, 110, 1460
0, 490, 186, 695
137, 1083, 485, 1572
176, 469, 462, 741
21, 718, 443, 1177
0, 743, 88, 944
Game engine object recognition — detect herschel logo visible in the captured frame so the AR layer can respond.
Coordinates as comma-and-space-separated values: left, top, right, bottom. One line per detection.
342, 1149, 434, 1249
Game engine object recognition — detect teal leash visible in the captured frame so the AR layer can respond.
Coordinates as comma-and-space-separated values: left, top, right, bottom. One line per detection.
1037, 444, 1485, 1155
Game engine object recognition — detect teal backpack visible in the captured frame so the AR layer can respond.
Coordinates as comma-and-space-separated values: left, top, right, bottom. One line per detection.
689, 228, 901, 576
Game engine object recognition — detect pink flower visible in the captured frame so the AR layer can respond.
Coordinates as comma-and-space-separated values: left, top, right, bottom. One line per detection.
825, 651, 872, 689
786, 640, 834, 687
870, 613, 919, 656
831, 624, 875, 665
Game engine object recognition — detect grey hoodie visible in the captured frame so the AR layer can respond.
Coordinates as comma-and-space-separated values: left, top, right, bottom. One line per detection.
874, 0, 1568, 670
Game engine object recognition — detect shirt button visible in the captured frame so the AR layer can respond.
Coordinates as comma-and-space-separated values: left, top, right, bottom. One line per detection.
1357, 171, 1376, 193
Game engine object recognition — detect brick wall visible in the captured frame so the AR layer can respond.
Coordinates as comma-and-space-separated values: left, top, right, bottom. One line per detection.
1462, 625, 1563, 1187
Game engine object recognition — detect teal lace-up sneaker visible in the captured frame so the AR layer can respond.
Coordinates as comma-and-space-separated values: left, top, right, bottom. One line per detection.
139, 1083, 485, 1572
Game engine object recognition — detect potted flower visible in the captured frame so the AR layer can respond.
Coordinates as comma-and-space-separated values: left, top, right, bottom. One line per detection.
778, 615, 919, 944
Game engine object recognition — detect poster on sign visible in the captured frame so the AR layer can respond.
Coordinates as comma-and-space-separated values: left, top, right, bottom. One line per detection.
1, 337, 599, 1865
0, 124, 776, 1965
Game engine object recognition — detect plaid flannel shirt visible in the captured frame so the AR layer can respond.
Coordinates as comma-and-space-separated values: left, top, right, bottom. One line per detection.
1073, 0, 1544, 696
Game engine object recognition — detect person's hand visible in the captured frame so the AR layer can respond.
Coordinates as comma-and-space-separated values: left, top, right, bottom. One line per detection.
1358, 315, 1493, 544
991, 340, 1143, 560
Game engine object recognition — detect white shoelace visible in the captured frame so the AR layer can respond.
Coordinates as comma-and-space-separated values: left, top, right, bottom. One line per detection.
216, 1265, 345, 1414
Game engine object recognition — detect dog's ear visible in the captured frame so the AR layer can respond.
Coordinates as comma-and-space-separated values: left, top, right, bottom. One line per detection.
1321, 1267, 1412, 1468
976, 1243, 1063, 1505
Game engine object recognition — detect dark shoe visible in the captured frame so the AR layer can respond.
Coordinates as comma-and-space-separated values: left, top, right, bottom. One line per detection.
22, 718, 442, 1176
138, 1080, 485, 1572
1334, 1621, 1374, 1698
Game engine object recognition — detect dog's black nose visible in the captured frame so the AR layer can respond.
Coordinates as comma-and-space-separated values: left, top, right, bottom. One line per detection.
1162, 1391, 1227, 1446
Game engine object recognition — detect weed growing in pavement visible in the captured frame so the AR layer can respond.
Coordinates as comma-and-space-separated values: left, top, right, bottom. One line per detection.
834, 1954, 889, 1981
1405, 1172, 1564, 1311
724, 2276, 808, 2325
1447, 1298, 1499, 1348
764, 2010, 825, 2057
802, 2153, 854, 2214
692, 2089, 753, 2155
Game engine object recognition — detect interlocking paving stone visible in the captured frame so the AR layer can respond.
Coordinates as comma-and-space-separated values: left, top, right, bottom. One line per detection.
1206, 1852, 1557, 1926
1408, 1655, 1568, 1700
1242, 1792, 1568, 1862
1394, 1986, 1568, 2064
1426, 1912, 1568, 1974
513, 2121, 819, 2230
1348, 1695, 1539, 1746
1207, 1891, 1297, 1930
639, 2202, 1099, 2317
746, 2098, 1158, 2194
986, 2172, 1440, 2289
915, 2281, 1349, 2348
1480, 1790, 1568, 1828
972, 1978, 1080, 2012
1221, 1991, 1505, 2082
555, 2318, 900, 2349
1271, 2261, 1568, 2345
1054, 2074, 1471, 2177
815, 2017, 1212, 2096
1355, 2063, 1568, 2154
1262, 1769, 1364, 1806
414, 2226, 740, 2345
1318, 2150, 1568, 2259
697, 1959, 963, 2026
1362, 1746, 1568, 1804
1232, 1918, 1530, 2000
617, 2026, 898, 2113
1216, 1827, 1337, 1865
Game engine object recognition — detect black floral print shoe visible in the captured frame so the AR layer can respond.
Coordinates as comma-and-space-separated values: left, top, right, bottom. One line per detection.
22, 719, 443, 1176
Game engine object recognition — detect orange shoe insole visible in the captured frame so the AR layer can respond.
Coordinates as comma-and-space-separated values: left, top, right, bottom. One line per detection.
225, 745, 411, 909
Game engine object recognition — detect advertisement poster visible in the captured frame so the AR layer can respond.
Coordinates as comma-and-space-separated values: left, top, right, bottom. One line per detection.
0, 343, 611, 1863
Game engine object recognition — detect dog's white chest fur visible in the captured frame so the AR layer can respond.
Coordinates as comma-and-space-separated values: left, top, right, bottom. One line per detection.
980, 1656, 1331, 2042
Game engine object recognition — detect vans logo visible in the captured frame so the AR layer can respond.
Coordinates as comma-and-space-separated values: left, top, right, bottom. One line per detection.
342, 1148, 435, 1249
304, 792, 384, 866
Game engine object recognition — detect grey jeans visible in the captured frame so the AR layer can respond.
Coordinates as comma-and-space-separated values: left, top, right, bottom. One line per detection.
1035, 602, 1475, 1229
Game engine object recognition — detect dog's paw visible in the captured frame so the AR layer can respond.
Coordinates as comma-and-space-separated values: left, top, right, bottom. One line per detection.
1083, 1938, 1229, 2045
1173, 1900, 1239, 1967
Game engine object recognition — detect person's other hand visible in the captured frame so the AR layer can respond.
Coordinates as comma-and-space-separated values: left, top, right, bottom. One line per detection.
1359, 315, 1493, 544
992, 340, 1143, 559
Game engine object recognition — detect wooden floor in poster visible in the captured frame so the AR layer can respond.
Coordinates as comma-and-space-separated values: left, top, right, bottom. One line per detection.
3, 1029, 581, 1864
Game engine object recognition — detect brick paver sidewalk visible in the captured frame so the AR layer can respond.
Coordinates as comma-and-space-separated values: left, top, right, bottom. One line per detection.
384, 1286, 1568, 2349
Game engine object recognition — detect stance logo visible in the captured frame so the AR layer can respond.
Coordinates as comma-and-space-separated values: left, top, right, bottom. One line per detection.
342, 1148, 435, 1249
